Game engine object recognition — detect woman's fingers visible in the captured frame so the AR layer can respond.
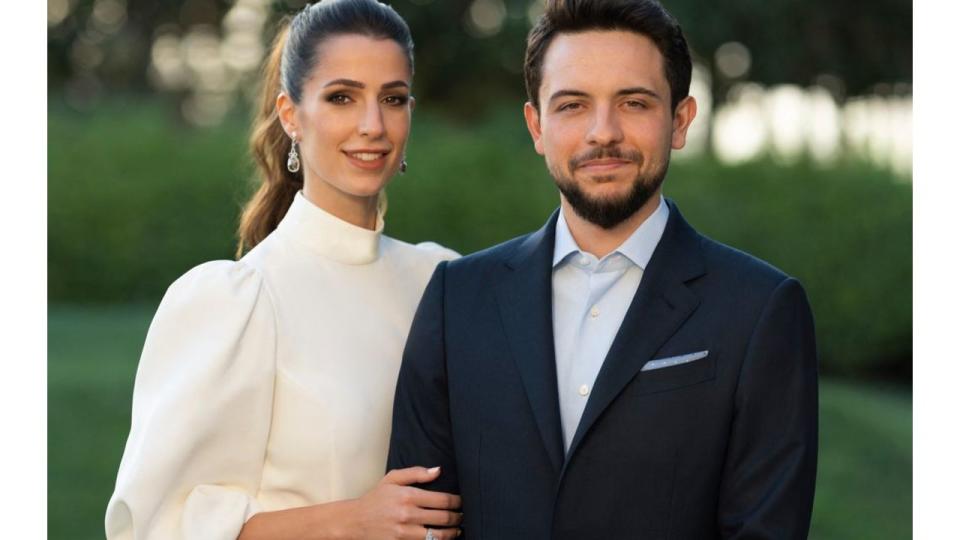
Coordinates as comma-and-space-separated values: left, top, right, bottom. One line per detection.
355, 471, 463, 540
414, 526, 461, 539
396, 524, 460, 540
407, 487, 462, 510
383, 466, 442, 486
412, 508, 463, 527
374, 470, 463, 538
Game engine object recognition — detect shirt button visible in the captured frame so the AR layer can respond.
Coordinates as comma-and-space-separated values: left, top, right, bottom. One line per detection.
578, 385, 590, 396
589, 306, 600, 318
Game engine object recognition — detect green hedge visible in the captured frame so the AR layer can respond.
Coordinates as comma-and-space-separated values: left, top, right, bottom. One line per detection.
49, 99, 911, 376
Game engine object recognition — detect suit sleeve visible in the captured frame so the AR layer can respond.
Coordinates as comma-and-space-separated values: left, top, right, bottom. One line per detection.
387, 261, 460, 494
718, 277, 819, 539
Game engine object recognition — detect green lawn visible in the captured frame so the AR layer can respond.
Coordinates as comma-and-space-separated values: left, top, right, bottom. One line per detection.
48, 304, 911, 539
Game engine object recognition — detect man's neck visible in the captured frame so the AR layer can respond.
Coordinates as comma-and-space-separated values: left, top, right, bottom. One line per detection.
560, 190, 663, 259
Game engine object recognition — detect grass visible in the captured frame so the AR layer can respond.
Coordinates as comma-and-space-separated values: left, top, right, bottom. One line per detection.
48, 304, 911, 539
48, 304, 157, 539
811, 380, 913, 538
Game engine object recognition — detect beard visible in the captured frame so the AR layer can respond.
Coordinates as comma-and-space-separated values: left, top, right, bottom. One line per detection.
550, 146, 669, 230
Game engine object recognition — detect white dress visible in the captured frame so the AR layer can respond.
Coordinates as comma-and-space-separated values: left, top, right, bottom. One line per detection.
105, 192, 457, 540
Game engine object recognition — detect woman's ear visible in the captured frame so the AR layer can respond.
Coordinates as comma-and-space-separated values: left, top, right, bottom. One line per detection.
276, 92, 297, 137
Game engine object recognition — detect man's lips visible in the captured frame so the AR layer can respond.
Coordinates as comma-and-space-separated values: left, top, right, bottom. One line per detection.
576, 159, 634, 172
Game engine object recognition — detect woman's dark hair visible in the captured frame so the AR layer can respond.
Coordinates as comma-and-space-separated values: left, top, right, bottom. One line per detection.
524, 0, 691, 114
237, 0, 414, 256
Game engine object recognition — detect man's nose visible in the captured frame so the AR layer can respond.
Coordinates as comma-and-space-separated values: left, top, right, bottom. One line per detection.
586, 105, 624, 146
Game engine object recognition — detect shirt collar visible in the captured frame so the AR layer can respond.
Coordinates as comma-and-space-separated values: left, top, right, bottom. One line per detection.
552, 195, 669, 270
553, 210, 582, 267
276, 191, 384, 265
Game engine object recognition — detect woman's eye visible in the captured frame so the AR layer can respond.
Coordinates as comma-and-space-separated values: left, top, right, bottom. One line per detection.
327, 93, 351, 105
383, 95, 409, 106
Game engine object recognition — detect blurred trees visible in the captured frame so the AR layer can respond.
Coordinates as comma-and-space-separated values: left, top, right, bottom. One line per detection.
47, 0, 913, 378
669, 0, 912, 100
48, 0, 912, 117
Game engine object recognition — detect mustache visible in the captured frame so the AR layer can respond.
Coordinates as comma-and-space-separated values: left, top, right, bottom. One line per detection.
568, 146, 643, 169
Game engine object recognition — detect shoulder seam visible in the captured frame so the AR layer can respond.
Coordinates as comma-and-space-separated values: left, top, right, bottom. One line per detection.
247, 261, 279, 501
730, 275, 796, 401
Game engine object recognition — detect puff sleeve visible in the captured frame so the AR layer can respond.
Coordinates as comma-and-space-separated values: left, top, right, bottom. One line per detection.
105, 260, 277, 540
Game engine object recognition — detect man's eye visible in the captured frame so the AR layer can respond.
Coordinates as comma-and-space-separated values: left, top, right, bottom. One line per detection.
625, 100, 648, 109
558, 102, 582, 112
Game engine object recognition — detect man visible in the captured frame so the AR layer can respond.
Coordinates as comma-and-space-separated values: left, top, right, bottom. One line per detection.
388, 1, 818, 538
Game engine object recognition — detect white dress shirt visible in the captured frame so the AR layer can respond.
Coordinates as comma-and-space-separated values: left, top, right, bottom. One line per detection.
105, 192, 457, 540
552, 197, 669, 451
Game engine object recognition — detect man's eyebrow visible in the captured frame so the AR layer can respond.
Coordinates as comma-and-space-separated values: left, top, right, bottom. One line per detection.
547, 87, 662, 104
617, 86, 662, 100
548, 89, 590, 104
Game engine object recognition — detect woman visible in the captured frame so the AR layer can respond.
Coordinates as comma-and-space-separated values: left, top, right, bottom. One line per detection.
105, 1, 462, 538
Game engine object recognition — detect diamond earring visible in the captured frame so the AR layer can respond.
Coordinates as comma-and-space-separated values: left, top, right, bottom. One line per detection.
400, 159, 407, 174
287, 134, 301, 173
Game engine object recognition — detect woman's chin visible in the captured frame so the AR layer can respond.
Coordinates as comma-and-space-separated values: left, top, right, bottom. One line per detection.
342, 178, 390, 200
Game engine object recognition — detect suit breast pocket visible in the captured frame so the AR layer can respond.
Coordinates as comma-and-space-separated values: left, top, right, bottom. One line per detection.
634, 348, 718, 396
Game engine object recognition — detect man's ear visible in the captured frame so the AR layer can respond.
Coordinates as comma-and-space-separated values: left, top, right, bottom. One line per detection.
523, 101, 545, 155
670, 95, 698, 150
276, 92, 297, 137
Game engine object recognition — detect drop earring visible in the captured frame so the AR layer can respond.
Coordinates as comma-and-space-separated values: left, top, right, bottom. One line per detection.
399, 159, 408, 174
287, 133, 301, 173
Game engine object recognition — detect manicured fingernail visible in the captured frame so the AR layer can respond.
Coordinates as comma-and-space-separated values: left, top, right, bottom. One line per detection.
428, 466, 440, 474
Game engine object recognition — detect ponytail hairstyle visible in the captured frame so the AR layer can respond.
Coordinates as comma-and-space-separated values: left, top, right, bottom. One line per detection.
237, 0, 415, 257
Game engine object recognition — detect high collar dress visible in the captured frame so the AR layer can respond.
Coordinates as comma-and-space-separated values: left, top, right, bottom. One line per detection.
105, 192, 457, 539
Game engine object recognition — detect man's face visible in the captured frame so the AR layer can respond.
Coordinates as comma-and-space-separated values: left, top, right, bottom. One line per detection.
524, 30, 696, 229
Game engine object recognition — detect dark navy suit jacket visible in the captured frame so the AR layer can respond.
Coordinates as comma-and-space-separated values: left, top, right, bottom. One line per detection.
388, 201, 818, 539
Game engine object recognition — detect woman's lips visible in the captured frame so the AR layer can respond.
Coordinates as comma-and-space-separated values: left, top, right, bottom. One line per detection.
343, 150, 389, 171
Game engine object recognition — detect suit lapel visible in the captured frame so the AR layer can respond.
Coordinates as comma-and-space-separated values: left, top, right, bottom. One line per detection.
564, 201, 707, 466
495, 210, 565, 472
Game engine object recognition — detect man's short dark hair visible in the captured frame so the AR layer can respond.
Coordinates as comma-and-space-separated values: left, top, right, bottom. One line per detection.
524, 0, 692, 114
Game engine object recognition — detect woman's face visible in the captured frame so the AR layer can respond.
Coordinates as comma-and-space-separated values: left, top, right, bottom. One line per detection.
279, 34, 413, 208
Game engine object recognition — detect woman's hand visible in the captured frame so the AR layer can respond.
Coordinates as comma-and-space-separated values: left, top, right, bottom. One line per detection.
238, 466, 462, 540
345, 466, 463, 539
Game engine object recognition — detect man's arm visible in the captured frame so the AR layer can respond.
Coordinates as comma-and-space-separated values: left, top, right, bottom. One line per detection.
718, 277, 819, 539
388, 261, 460, 494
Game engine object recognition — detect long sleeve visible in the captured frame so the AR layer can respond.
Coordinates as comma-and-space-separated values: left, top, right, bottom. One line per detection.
387, 261, 460, 494
718, 277, 819, 539
105, 260, 278, 540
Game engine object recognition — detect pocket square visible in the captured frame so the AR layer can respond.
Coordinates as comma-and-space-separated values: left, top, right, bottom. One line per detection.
642, 350, 710, 372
